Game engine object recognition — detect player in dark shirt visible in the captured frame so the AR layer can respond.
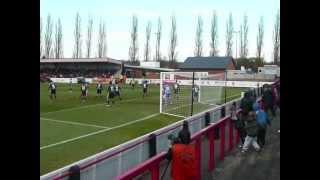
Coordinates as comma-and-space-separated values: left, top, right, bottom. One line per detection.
48, 82, 57, 100
114, 82, 122, 100
173, 81, 180, 99
96, 83, 103, 97
142, 81, 148, 98
80, 83, 87, 102
106, 82, 115, 106
69, 78, 73, 92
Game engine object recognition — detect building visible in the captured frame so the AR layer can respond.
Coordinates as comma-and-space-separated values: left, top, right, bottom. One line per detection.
179, 56, 236, 74
258, 65, 280, 77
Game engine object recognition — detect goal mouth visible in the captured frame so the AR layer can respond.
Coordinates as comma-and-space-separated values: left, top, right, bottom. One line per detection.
160, 72, 227, 118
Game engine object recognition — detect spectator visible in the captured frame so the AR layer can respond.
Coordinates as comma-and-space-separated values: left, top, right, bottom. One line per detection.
240, 92, 254, 116
256, 104, 270, 148
166, 121, 197, 180
241, 111, 260, 153
230, 102, 246, 148
262, 85, 275, 117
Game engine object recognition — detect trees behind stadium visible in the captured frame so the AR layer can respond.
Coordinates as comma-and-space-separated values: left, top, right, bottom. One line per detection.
256, 17, 264, 62
40, 10, 280, 65
97, 20, 107, 58
54, 18, 63, 58
129, 15, 139, 62
273, 10, 280, 65
73, 12, 82, 59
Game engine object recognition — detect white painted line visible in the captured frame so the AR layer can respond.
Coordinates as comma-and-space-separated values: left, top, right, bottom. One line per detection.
40, 117, 110, 129
162, 112, 186, 118
40, 113, 159, 150
40, 98, 138, 115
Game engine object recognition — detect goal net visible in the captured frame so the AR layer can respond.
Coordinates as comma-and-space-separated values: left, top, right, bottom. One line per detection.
160, 72, 227, 118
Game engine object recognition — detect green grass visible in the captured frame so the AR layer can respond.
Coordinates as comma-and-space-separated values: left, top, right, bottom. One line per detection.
40, 83, 247, 175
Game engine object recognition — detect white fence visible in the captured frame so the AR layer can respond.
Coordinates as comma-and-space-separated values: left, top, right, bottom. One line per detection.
125, 78, 273, 88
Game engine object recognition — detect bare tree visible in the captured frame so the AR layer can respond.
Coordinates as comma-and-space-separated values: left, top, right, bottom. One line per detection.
240, 14, 248, 58
86, 16, 93, 58
168, 15, 177, 62
44, 14, 53, 58
73, 12, 82, 59
155, 17, 162, 61
97, 20, 107, 58
256, 17, 264, 60
210, 11, 218, 56
144, 21, 152, 61
225, 13, 233, 56
129, 15, 139, 62
194, 16, 203, 57
54, 18, 63, 59
273, 10, 280, 64
40, 17, 42, 58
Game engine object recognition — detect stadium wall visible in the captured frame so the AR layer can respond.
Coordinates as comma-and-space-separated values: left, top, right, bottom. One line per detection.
125, 78, 273, 88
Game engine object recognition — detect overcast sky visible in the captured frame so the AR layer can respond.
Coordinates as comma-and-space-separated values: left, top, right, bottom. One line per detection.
40, 0, 279, 62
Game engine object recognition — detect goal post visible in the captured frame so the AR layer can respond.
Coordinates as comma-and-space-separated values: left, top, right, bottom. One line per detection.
159, 71, 227, 118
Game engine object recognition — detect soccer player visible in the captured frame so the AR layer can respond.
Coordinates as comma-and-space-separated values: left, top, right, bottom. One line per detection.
85, 82, 89, 97
96, 82, 103, 97
48, 81, 57, 100
80, 83, 87, 102
114, 82, 122, 100
173, 80, 180, 99
106, 81, 115, 106
164, 84, 172, 105
69, 78, 73, 92
192, 85, 199, 101
130, 79, 135, 89
142, 80, 148, 98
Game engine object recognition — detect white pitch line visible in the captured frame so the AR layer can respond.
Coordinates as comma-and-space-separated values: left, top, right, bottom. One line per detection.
40, 113, 159, 150
40, 117, 110, 129
41, 98, 138, 116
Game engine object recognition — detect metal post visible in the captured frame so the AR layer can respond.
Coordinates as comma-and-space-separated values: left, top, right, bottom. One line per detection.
191, 71, 195, 116
235, 33, 238, 59
224, 70, 227, 104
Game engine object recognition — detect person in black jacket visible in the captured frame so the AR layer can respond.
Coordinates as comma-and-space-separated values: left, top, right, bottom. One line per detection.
262, 85, 275, 117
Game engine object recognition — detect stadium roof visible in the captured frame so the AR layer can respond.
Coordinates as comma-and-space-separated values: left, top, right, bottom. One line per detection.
124, 64, 176, 72
40, 58, 122, 65
179, 56, 235, 70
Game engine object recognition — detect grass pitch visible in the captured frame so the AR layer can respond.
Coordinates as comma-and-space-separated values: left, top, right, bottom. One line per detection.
40, 83, 246, 175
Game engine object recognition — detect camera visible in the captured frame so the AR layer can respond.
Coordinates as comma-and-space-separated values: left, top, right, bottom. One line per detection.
168, 134, 181, 146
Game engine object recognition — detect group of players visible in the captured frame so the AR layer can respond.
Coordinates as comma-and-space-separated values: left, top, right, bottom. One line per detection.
48, 79, 150, 107
162, 81, 200, 106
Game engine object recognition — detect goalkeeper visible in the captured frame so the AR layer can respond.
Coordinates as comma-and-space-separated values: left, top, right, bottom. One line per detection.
164, 84, 172, 105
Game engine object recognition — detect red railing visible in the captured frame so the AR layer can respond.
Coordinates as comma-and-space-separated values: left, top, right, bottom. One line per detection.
116, 115, 238, 180
116, 81, 280, 180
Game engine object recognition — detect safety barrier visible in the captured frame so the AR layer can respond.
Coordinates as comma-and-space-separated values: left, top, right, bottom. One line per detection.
116, 112, 239, 180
